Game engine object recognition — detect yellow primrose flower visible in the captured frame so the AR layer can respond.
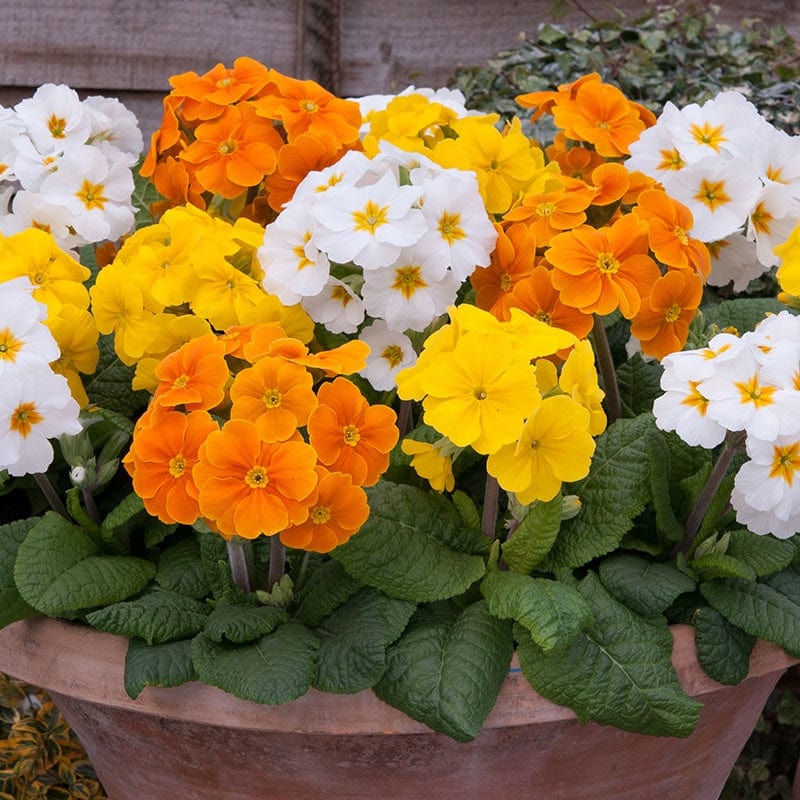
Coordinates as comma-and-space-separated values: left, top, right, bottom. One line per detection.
401, 437, 459, 492
239, 295, 315, 345
487, 394, 595, 504
48, 304, 100, 407
775, 221, 800, 297
420, 331, 540, 455
363, 94, 452, 156
559, 339, 607, 436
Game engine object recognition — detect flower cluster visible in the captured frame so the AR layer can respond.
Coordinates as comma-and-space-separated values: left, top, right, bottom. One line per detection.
655, 311, 800, 538
0, 84, 142, 249
625, 88, 800, 289
124, 323, 397, 552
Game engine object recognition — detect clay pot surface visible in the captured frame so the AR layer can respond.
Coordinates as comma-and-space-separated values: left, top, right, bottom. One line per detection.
0, 618, 795, 800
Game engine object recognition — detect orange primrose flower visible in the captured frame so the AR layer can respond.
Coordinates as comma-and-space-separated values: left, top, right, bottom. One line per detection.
546, 215, 661, 318
258, 337, 370, 376
279, 467, 370, 553
153, 333, 229, 411
503, 182, 594, 244
631, 269, 704, 360
193, 418, 318, 539
127, 409, 219, 525
308, 377, 399, 486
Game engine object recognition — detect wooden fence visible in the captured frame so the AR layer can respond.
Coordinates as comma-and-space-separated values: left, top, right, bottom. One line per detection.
1, 0, 799, 138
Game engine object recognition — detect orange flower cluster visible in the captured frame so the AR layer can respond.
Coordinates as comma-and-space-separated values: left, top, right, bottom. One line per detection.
470, 73, 710, 360
124, 324, 398, 552
140, 57, 364, 222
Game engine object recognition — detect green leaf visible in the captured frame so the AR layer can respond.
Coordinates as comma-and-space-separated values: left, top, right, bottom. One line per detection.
501, 496, 562, 572
14, 512, 156, 616
701, 577, 800, 657
197, 529, 236, 600
0, 518, 41, 627
333, 482, 486, 602
451, 490, 483, 538
693, 606, 755, 685
155, 535, 210, 599
84, 334, 149, 416
124, 638, 197, 699
482, 545, 590, 651
688, 553, 757, 581
192, 622, 320, 705
204, 601, 288, 644
375, 600, 513, 742
293, 559, 363, 628
702, 298, 785, 334
516, 572, 701, 737
726, 529, 796, 577
542, 415, 654, 569
617, 354, 664, 417
86, 590, 209, 645
314, 588, 416, 694
101, 492, 145, 533
646, 431, 684, 542
599, 554, 696, 616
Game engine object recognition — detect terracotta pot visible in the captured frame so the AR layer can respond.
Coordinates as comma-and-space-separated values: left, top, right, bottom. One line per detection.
0, 618, 795, 800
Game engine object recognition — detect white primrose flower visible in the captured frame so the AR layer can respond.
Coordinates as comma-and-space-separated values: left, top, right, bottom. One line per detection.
358, 320, 416, 391
751, 126, 800, 199
301, 277, 365, 334
258, 200, 330, 305
83, 95, 144, 166
39, 145, 135, 244
312, 170, 426, 270
668, 156, 762, 242
730, 487, 800, 539
0, 362, 81, 476
0, 108, 25, 184
0, 190, 82, 249
14, 83, 92, 153
11, 133, 65, 192
291, 149, 372, 204
361, 243, 458, 332
747, 183, 800, 268
705, 234, 763, 291
664, 331, 746, 384
625, 105, 689, 192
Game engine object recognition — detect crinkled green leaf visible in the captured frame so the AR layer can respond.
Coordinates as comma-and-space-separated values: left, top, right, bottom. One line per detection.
617, 353, 664, 417
451, 490, 483, 539
688, 553, 757, 581
375, 600, 513, 742
516, 572, 701, 737
333, 481, 486, 602
101, 492, 145, 532
646, 431, 684, 543
204, 601, 288, 644
197, 529, 235, 600
84, 334, 150, 416
482, 544, 589, 652
156, 535, 209, 599
702, 298, 785, 334
86, 590, 209, 644
693, 606, 755, 685
0, 518, 41, 627
701, 576, 800, 657
14, 512, 156, 616
314, 588, 416, 694
124, 638, 197, 699
501, 495, 562, 573
541, 415, 654, 570
599, 554, 695, 617
293, 559, 362, 628
192, 622, 320, 705
726, 529, 796, 577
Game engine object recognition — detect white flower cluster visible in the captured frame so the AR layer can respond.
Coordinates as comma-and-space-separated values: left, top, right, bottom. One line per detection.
0, 277, 81, 476
654, 311, 800, 538
0, 84, 143, 250
257, 144, 498, 390
627, 91, 800, 290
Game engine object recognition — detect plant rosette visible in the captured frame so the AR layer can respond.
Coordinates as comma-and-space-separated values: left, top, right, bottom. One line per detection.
1, 61, 800, 745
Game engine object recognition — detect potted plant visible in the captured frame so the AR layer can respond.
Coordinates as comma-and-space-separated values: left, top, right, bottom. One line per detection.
1, 58, 799, 799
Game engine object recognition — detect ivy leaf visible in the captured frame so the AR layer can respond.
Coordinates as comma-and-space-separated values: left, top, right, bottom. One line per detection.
701, 576, 800, 657
541, 415, 654, 570
192, 622, 320, 705
155, 535, 210, 599
333, 481, 486, 602
501, 495, 562, 573
0, 518, 41, 627
14, 512, 156, 616
481, 544, 590, 651
375, 600, 513, 742
124, 638, 197, 699
86, 590, 209, 645
599, 554, 696, 616
293, 559, 363, 628
516, 572, 701, 737
204, 601, 288, 644
693, 606, 755, 685
314, 588, 416, 694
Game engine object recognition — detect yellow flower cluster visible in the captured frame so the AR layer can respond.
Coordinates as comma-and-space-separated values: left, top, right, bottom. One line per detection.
396, 305, 605, 503
0, 229, 98, 406
89, 206, 313, 389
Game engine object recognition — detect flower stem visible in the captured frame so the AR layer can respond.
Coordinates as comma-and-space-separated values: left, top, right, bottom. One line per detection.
591, 314, 622, 425
481, 473, 500, 539
397, 399, 413, 438
33, 473, 69, 520
294, 550, 312, 593
82, 488, 101, 526
268, 535, 286, 591
226, 537, 255, 594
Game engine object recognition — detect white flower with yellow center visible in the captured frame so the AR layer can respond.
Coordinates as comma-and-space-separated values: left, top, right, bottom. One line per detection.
312, 170, 426, 269
358, 320, 416, 391
705, 234, 761, 291
669, 156, 761, 241
292, 149, 371, 203
746, 183, 800, 268
11, 134, 65, 192
361, 243, 458, 332
258, 200, 330, 305
83, 95, 144, 167
0, 362, 81, 476
0, 190, 80, 249
750, 126, 800, 198
14, 83, 91, 153
301, 277, 365, 334
626, 117, 687, 192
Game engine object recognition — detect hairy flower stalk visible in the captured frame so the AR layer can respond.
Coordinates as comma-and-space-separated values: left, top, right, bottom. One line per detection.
590, 315, 622, 424
481, 473, 500, 539
226, 537, 255, 593
33, 472, 69, 520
